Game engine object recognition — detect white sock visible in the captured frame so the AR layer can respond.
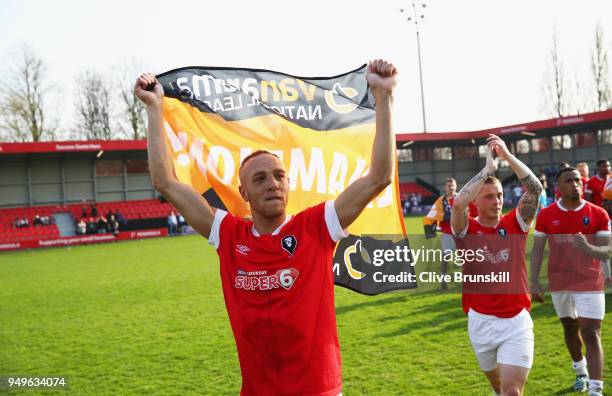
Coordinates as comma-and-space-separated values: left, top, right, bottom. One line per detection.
589, 379, 603, 392
572, 357, 588, 376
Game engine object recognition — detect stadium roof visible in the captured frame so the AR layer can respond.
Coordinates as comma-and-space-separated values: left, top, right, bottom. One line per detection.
396, 109, 612, 147
1, 109, 611, 154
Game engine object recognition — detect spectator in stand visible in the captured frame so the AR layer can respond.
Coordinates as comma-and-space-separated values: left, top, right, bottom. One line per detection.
403, 199, 410, 216
90, 203, 99, 217
33, 215, 42, 227
410, 193, 418, 212
97, 216, 108, 234
86, 217, 97, 234
81, 205, 88, 219
76, 219, 87, 235
107, 214, 120, 236
585, 159, 611, 208
114, 209, 127, 225
177, 213, 186, 234
167, 211, 178, 235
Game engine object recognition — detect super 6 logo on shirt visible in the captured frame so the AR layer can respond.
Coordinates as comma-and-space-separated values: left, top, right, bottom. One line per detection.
235, 268, 300, 291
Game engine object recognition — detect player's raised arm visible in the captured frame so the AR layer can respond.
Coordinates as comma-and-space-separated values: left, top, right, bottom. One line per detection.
487, 134, 543, 225
450, 148, 497, 236
135, 73, 216, 238
334, 60, 397, 229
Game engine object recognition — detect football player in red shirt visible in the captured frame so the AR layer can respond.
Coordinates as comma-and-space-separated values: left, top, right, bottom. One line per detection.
451, 135, 543, 396
423, 178, 477, 289
585, 159, 610, 207
577, 162, 590, 191
531, 165, 611, 396
135, 60, 397, 396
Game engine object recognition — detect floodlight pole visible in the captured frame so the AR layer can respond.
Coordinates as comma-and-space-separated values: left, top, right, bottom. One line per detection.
401, 0, 428, 133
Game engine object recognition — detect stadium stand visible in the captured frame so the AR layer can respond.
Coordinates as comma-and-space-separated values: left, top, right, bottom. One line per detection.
67, 199, 175, 221
1, 109, 612, 250
399, 182, 432, 198
0, 199, 177, 245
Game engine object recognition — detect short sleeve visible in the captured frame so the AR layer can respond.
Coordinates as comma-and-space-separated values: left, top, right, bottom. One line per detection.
208, 209, 228, 249
514, 208, 532, 233
534, 210, 547, 237
324, 200, 349, 242
596, 208, 611, 236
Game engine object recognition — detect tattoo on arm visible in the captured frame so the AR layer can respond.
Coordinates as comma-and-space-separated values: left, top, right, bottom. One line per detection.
520, 173, 543, 195
458, 169, 488, 199
517, 174, 543, 224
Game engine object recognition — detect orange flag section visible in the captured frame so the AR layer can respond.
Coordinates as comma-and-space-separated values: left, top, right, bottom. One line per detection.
162, 97, 405, 236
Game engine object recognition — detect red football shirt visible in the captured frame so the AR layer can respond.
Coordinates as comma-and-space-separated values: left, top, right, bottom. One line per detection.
209, 201, 346, 396
535, 200, 610, 292
454, 208, 531, 318
438, 198, 478, 235
585, 175, 607, 207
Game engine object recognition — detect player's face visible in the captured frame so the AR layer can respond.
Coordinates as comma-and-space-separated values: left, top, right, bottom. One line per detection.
597, 161, 610, 177
445, 181, 456, 196
577, 165, 589, 179
239, 154, 289, 218
475, 183, 503, 220
558, 170, 582, 200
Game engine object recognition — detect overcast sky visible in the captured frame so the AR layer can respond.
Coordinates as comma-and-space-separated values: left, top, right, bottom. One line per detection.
1, 0, 611, 138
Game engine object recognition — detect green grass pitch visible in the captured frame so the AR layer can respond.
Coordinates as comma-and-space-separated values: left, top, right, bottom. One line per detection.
0, 216, 609, 395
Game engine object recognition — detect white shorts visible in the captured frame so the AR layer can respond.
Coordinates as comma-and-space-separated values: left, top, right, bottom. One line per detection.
468, 308, 534, 372
440, 233, 456, 252
551, 292, 605, 320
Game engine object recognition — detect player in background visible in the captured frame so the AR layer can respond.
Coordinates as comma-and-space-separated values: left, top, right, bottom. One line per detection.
531, 165, 611, 396
135, 60, 397, 396
423, 178, 477, 289
451, 134, 542, 396
577, 162, 590, 192
585, 159, 610, 207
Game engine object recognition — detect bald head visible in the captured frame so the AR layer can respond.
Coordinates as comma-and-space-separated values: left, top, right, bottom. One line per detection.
239, 150, 283, 185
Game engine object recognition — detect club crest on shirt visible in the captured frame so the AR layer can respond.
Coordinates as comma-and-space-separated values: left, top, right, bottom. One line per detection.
497, 228, 508, 238
582, 216, 590, 226
281, 235, 297, 255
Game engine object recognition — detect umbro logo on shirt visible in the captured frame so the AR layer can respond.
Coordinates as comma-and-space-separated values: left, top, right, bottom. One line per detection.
281, 235, 297, 255
236, 244, 250, 255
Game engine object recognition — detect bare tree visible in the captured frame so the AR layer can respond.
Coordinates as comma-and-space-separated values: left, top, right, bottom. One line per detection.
591, 23, 611, 111
0, 46, 58, 142
75, 70, 113, 140
115, 61, 147, 140
542, 24, 570, 118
